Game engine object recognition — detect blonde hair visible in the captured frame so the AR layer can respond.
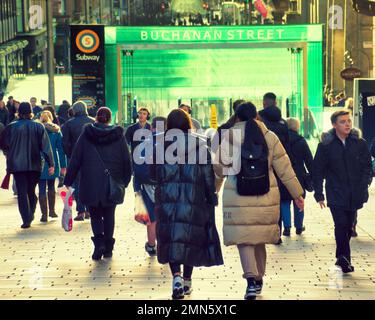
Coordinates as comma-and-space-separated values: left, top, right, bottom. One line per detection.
40, 110, 53, 124
345, 98, 354, 111
286, 117, 300, 132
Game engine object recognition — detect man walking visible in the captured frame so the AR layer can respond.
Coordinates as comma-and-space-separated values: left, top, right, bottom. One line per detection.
313, 110, 372, 273
258, 92, 291, 244
61, 101, 95, 221
0, 102, 54, 228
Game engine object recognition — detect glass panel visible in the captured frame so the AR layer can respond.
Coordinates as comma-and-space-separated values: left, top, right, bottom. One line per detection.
120, 47, 295, 127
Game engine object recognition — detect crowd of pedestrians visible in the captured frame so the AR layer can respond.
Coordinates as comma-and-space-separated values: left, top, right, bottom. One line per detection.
0, 92, 373, 300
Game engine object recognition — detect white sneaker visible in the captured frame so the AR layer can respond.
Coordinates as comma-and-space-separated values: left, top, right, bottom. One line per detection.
172, 276, 184, 300
183, 279, 193, 295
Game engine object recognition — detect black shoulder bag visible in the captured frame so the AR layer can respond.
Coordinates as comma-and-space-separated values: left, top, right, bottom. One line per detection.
92, 145, 125, 204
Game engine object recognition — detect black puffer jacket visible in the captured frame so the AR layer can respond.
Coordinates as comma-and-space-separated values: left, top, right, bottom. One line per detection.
154, 132, 224, 267
64, 123, 132, 207
61, 112, 95, 158
259, 106, 291, 200
313, 128, 372, 210
284, 129, 314, 199
0, 119, 54, 173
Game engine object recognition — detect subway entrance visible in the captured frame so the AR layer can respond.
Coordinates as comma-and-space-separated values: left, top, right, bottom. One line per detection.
104, 25, 323, 137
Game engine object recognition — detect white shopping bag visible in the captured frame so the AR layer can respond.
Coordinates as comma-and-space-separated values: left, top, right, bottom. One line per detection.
134, 191, 150, 225
59, 187, 75, 232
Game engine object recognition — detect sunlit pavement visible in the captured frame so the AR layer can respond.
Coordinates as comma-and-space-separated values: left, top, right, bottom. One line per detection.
0, 155, 375, 300
1, 76, 374, 300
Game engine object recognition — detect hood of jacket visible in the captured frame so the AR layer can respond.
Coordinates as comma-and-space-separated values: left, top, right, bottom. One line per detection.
84, 123, 125, 145
320, 128, 361, 145
44, 122, 60, 133
259, 106, 282, 122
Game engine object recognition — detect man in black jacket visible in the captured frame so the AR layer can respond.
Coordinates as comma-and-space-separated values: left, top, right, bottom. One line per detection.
258, 92, 291, 243
61, 101, 95, 221
0, 102, 54, 228
313, 110, 372, 273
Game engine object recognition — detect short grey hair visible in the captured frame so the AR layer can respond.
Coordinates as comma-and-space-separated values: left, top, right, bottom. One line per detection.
286, 117, 300, 132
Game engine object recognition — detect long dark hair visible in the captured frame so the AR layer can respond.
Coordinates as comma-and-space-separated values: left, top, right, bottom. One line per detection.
236, 102, 268, 155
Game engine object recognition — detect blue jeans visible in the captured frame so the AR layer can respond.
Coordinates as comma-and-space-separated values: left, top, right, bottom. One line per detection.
72, 174, 87, 214
39, 179, 55, 196
280, 200, 304, 229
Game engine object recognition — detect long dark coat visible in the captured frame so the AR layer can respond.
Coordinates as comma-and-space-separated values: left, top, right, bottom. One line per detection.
154, 132, 224, 267
64, 123, 132, 207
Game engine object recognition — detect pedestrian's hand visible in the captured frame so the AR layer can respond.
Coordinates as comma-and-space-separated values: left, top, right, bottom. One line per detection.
294, 196, 304, 211
48, 167, 55, 176
60, 168, 66, 176
318, 201, 326, 209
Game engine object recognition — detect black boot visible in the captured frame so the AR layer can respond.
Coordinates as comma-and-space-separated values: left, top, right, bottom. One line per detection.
283, 227, 291, 236
103, 238, 115, 258
91, 235, 105, 261
39, 195, 48, 222
48, 190, 58, 218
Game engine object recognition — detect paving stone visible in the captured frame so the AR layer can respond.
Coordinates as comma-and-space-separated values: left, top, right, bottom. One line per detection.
0, 157, 375, 299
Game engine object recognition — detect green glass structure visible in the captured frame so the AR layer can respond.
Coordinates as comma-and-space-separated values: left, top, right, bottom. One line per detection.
104, 25, 323, 137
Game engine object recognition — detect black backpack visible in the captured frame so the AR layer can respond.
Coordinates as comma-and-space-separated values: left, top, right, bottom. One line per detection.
236, 124, 270, 196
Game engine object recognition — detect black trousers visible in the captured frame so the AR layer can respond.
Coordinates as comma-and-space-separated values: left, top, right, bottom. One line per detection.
13, 171, 40, 224
88, 204, 116, 240
169, 263, 194, 279
330, 207, 357, 261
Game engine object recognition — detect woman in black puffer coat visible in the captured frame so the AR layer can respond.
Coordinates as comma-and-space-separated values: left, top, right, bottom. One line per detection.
64, 107, 132, 260
154, 109, 223, 300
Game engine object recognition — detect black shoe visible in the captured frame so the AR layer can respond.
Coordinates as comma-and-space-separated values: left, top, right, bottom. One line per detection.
255, 279, 263, 295
283, 227, 291, 236
103, 238, 115, 258
172, 276, 184, 300
40, 214, 47, 223
91, 236, 106, 261
145, 242, 157, 256
21, 223, 30, 229
49, 212, 58, 218
74, 213, 85, 221
335, 256, 354, 273
275, 238, 282, 245
84, 212, 90, 220
296, 226, 306, 235
244, 280, 257, 300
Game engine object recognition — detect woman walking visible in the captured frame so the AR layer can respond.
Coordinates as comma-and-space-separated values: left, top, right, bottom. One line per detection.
214, 102, 304, 300
154, 109, 223, 299
279, 117, 314, 235
64, 107, 132, 260
38, 111, 67, 222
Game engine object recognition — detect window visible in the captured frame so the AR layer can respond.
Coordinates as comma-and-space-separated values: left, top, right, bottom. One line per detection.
288, 0, 301, 14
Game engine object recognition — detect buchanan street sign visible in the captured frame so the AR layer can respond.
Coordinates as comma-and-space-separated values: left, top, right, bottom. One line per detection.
106, 25, 323, 44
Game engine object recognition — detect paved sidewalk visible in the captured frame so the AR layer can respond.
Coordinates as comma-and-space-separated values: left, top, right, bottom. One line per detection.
0, 157, 374, 300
